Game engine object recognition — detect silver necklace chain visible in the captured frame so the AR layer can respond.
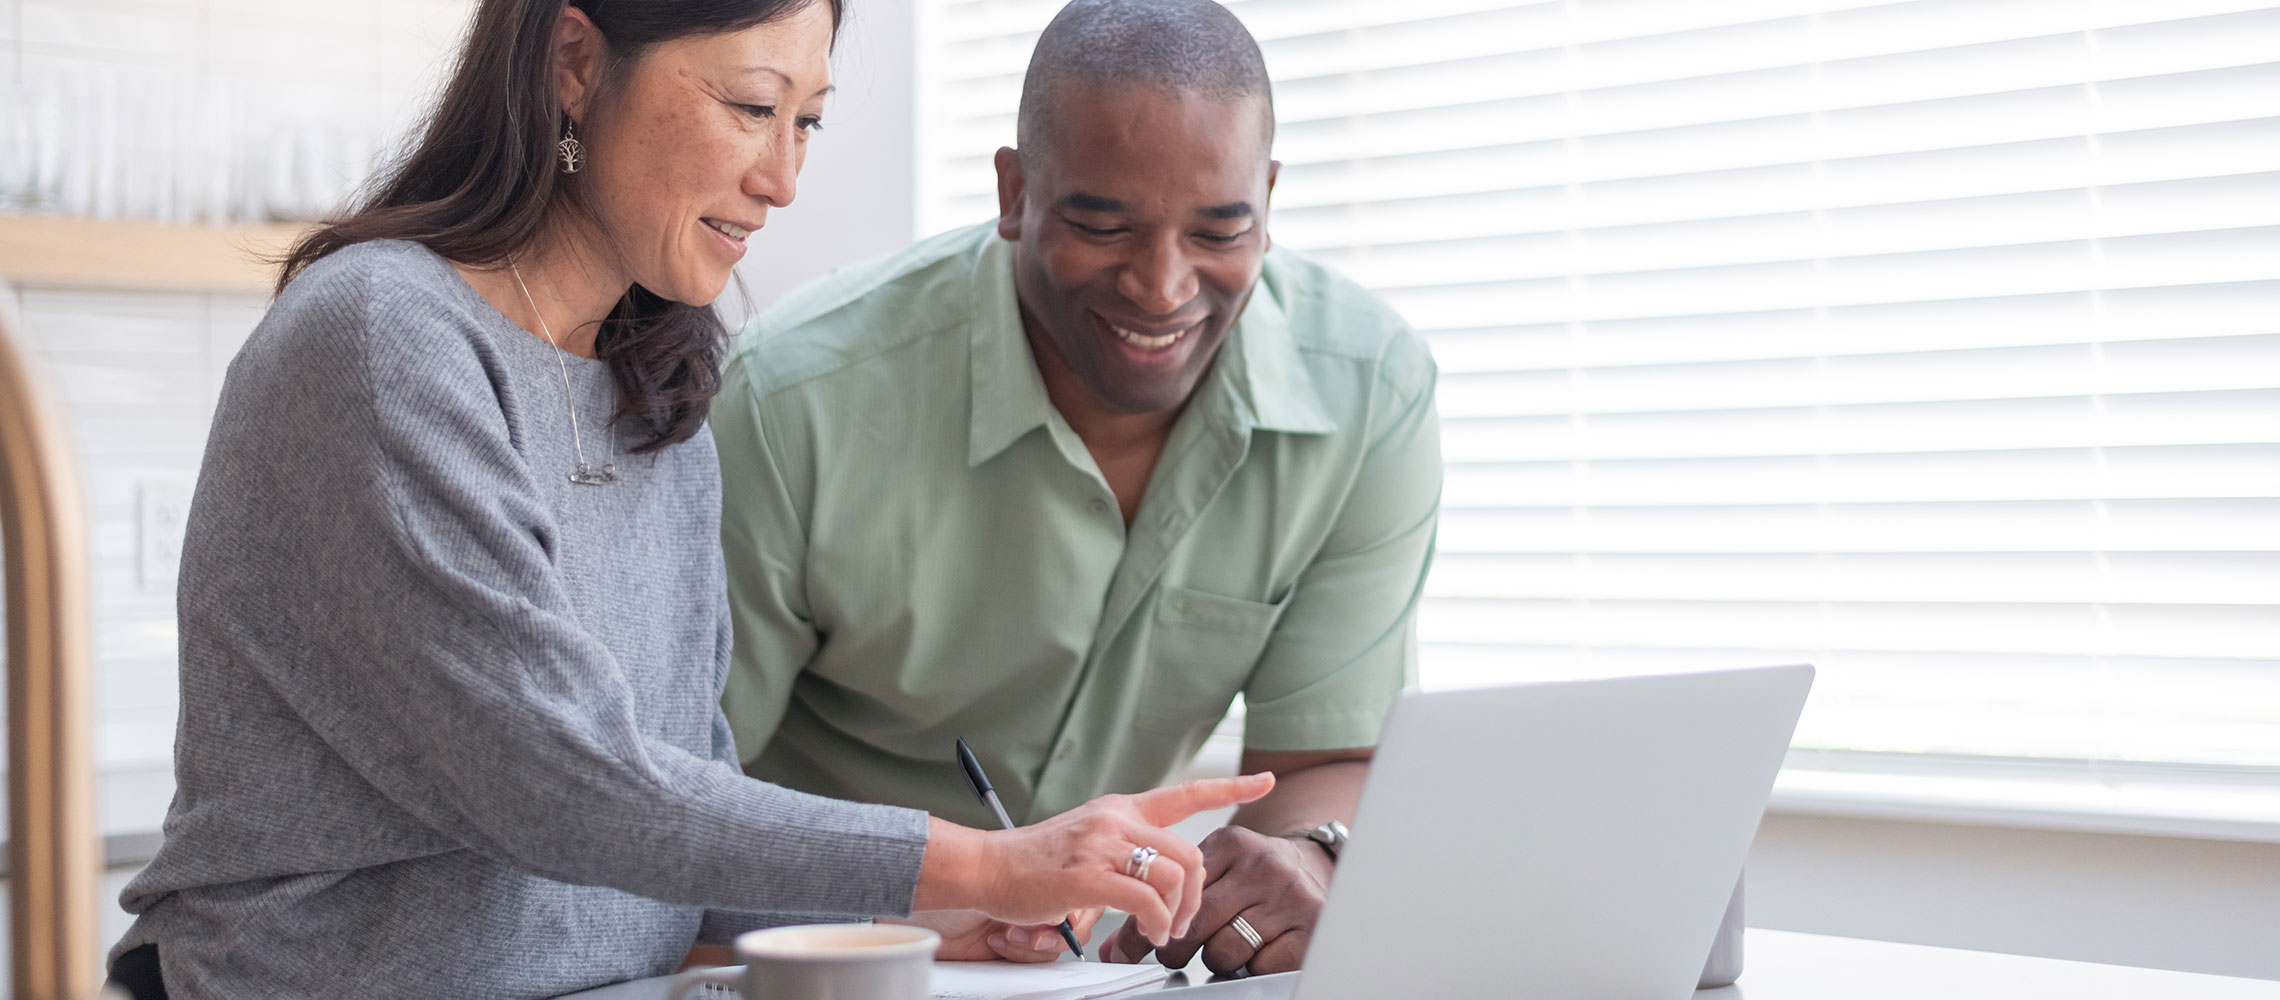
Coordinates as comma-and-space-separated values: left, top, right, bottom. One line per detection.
510, 263, 617, 486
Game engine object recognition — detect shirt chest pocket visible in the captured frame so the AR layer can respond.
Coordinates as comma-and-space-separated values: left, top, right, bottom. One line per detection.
1133, 585, 1290, 736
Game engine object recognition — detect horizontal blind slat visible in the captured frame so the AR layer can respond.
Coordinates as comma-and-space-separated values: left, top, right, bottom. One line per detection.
1370, 228, 2280, 326
1441, 445, 2280, 506
1422, 282, 2280, 370
1439, 391, 2280, 463
1423, 552, 2280, 604
1260, 63, 2280, 166
1272, 172, 2280, 266
1259, 118, 2280, 216
1265, 9, 2280, 125
1431, 335, 2280, 417
1418, 598, 2280, 658
1435, 499, 2280, 553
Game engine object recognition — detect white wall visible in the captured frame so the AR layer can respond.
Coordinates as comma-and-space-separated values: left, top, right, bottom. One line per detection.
1748, 812, 2280, 981
2, 0, 471, 222
715, 0, 918, 327
3, 0, 16, 87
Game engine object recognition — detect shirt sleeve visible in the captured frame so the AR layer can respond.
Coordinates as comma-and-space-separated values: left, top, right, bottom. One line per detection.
1239, 338, 1442, 751
228, 295, 927, 919
712, 356, 821, 770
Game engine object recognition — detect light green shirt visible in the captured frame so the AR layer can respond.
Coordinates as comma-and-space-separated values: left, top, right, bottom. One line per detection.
715, 222, 1441, 826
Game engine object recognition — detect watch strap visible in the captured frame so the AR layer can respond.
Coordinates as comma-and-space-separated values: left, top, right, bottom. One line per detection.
1284, 819, 1348, 862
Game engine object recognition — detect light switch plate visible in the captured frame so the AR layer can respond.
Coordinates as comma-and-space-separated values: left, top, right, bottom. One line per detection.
138, 477, 193, 589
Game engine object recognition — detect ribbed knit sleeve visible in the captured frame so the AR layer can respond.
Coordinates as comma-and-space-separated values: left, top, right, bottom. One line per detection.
209, 253, 926, 914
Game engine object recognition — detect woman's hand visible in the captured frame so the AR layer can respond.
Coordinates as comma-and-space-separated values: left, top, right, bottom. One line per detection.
890, 908, 1104, 962
916, 772, 1276, 949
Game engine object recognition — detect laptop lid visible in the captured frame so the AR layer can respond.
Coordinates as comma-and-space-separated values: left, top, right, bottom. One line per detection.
1293, 664, 1814, 1000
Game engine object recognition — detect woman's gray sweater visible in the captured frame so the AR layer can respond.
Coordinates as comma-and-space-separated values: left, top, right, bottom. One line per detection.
114, 241, 930, 998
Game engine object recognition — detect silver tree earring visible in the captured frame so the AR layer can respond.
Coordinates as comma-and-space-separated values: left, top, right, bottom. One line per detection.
558, 118, 584, 174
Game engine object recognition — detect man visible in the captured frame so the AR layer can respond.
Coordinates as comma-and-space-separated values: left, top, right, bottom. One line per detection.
712, 0, 1440, 975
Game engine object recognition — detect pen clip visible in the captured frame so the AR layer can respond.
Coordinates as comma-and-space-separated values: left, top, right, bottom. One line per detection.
955, 737, 995, 800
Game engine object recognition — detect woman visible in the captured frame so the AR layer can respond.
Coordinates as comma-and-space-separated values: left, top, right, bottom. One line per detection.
104, 1, 1267, 996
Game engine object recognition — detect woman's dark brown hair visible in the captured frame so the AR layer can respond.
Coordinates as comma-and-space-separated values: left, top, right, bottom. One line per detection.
279, 0, 842, 453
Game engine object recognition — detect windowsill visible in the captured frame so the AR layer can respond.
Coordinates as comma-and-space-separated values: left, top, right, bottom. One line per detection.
1189, 736, 2280, 846
1769, 757, 2280, 846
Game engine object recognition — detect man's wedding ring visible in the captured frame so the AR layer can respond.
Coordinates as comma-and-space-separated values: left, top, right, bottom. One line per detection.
1230, 915, 1265, 950
1125, 846, 1158, 881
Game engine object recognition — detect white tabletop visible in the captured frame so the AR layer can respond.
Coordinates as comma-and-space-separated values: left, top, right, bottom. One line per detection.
556, 929, 2280, 999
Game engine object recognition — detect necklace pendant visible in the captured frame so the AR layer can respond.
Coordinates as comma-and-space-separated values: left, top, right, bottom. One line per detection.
569, 463, 617, 486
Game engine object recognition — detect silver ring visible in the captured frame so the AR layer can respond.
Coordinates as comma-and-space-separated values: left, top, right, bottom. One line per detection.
1229, 914, 1264, 951
1125, 845, 1158, 881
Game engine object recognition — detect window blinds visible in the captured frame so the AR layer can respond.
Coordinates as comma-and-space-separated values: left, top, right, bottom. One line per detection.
914, 0, 2280, 775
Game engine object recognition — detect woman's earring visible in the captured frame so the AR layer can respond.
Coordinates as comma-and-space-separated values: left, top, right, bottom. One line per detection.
558, 118, 584, 174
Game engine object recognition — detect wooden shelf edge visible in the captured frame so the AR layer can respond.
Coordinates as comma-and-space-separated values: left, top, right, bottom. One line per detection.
0, 216, 310, 296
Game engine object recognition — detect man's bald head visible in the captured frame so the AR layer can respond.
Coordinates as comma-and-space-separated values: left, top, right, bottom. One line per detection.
1016, 0, 1274, 169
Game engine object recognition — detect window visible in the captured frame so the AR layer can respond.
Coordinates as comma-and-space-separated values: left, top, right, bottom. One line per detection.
915, 0, 2280, 822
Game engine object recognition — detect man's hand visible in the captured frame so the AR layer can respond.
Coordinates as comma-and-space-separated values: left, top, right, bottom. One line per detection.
1098, 825, 1332, 975
890, 908, 1103, 963
915, 772, 1277, 948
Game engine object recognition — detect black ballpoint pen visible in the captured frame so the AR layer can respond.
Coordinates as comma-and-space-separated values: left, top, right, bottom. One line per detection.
956, 737, 1087, 960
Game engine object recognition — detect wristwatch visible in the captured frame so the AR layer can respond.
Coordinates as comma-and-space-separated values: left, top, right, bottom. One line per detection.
1285, 819, 1349, 862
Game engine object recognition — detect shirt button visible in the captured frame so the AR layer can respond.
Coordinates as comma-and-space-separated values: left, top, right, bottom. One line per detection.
1089, 499, 1109, 515
1056, 739, 1077, 761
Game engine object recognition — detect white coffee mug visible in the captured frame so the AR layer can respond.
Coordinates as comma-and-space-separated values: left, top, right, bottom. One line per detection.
666, 922, 940, 1000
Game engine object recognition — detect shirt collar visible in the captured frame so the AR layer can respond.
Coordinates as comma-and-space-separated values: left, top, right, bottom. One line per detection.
967, 233, 1059, 467
1223, 263, 1339, 436
966, 234, 1338, 468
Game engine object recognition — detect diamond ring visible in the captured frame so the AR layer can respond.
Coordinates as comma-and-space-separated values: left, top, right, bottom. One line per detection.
1125, 845, 1159, 881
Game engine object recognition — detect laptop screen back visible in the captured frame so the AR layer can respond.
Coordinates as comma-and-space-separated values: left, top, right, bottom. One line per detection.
1298, 664, 1813, 1000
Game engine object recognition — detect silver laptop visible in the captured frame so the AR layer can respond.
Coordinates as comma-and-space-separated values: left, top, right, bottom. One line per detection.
1168, 664, 1813, 1000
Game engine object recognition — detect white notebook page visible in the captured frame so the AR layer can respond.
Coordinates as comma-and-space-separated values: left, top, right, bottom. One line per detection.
929, 960, 1172, 1000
